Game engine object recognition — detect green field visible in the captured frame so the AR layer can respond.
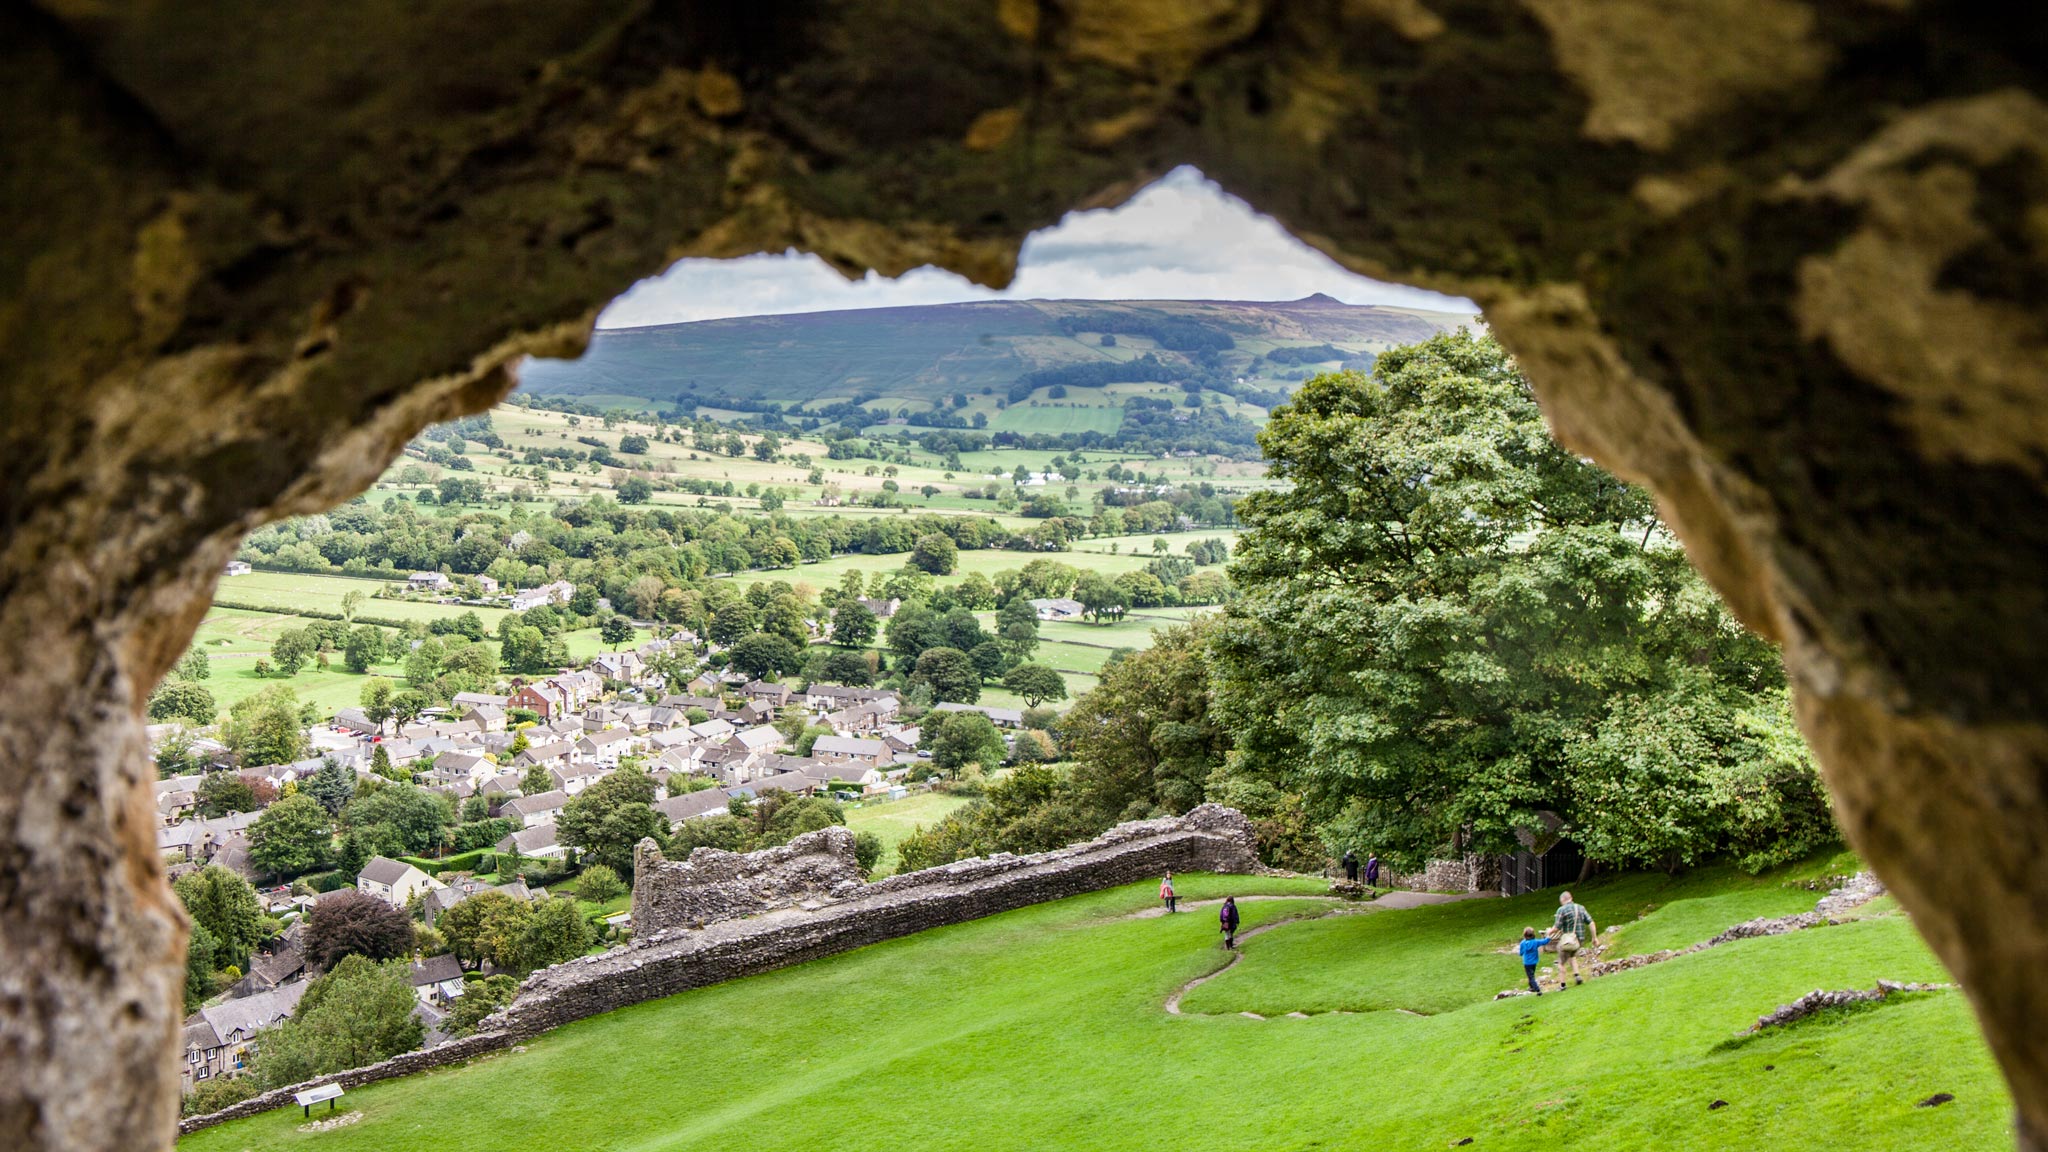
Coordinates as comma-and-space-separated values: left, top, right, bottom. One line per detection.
182, 605, 649, 722
179, 863, 2005, 1152
843, 791, 973, 876
990, 400, 1128, 436
216, 571, 510, 629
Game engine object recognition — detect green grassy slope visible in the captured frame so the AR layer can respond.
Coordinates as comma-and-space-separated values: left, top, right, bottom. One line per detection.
180, 866, 2007, 1152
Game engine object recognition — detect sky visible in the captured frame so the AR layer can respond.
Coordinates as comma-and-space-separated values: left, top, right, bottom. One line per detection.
596, 166, 1474, 328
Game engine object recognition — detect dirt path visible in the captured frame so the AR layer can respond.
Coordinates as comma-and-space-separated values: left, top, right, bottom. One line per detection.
1159, 890, 1488, 1017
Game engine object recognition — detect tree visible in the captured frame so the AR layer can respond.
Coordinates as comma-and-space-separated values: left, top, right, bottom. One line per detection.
195, 771, 258, 818
728, 632, 800, 680
521, 762, 554, 795
174, 648, 212, 681
617, 476, 653, 503
445, 973, 520, 1035
247, 794, 332, 878
819, 650, 874, 686
147, 680, 217, 726
335, 826, 373, 880
577, 863, 626, 904
600, 614, 637, 648
304, 890, 416, 969
619, 433, 650, 454
1059, 620, 1225, 823
270, 628, 314, 676
923, 710, 1007, 775
224, 684, 309, 767
995, 596, 1040, 661
344, 625, 386, 674
830, 601, 877, 648
339, 588, 365, 623
556, 768, 665, 877
439, 890, 526, 970
513, 896, 593, 972
912, 646, 979, 703
248, 956, 423, 1089
969, 641, 1008, 684
1075, 573, 1129, 624
302, 757, 356, 815
1210, 333, 1824, 871
172, 866, 265, 975
345, 781, 455, 856
359, 677, 395, 731
1001, 663, 1067, 707
183, 920, 219, 1014
392, 689, 430, 727
910, 533, 958, 575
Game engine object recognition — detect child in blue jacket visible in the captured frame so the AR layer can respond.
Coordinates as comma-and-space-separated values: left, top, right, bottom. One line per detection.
1518, 928, 1550, 994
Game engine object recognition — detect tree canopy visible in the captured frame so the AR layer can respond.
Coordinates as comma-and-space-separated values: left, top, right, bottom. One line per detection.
1210, 332, 1830, 872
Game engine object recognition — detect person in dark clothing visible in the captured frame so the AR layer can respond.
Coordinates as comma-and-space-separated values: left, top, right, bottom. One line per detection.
1364, 854, 1381, 891
1342, 849, 1359, 883
1219, 896, 1241, 948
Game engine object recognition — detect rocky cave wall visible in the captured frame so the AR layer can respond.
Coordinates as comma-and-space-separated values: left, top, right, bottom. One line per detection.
3, 2, 2045, 1148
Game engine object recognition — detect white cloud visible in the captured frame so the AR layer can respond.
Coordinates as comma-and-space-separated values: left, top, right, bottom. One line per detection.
596, 167, 1473, 328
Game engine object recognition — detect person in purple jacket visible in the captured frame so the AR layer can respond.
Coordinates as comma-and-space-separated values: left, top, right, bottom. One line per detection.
1219, 896, 1241, 948
1518, 927, 1549, 994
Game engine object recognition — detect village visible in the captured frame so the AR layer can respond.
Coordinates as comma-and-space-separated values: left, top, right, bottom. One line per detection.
157, 577, 1047, 1101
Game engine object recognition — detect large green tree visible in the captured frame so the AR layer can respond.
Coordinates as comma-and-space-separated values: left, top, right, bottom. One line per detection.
1058, 620, 1223, 823
1210, 332, 1829, 872
147, 679, 217, 726
922, 710, 1006, 775
912, 647, 979, 704
248, 956, 422, 1088
171, 866, 265, 975
830, 601, 878, 648
556, 768, 665, 877
1001, 663, 1067, 708
246, 794, 333, 879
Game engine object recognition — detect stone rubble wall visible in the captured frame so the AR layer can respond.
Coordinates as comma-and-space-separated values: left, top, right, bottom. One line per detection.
180, 804, 1262, 1134
630, 825, 866, 935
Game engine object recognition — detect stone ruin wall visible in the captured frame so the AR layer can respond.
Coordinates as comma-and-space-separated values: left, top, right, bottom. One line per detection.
180, 805, 1262, 1133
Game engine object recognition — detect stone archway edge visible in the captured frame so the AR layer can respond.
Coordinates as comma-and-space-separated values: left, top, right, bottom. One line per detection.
179, 806, 1266, 1133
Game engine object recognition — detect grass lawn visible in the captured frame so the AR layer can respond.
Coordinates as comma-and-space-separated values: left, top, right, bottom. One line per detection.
842, 790, 973, 876
216, 571, 511, 629
180, 865, 2007, 1152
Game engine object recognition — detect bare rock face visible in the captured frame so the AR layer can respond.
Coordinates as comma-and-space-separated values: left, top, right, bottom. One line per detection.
3, 3, 2045, 1147
631, 828, 867, 934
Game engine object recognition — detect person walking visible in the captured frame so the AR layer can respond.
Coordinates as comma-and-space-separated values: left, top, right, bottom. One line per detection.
1342, 849, 1359, 883
1517, 927, 1548, 995
1219, 895, 1241, 949
1364, 853, 1381, 892
1550, 891, 1598, 989
1160, 871, 1178, 914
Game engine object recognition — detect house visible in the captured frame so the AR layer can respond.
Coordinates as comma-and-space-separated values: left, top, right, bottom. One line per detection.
408, 953, 467, 1006
503, 789, 569, 827
230, 934, 306, 998
222, 560, 253, 577
1028, 597, 1085, 621
153, 775, 202, 826
509, 579, 575, 611
474, 574, 499, 595
357, 856, 444, 907
423, 876, 540, 925
803, 684, 898, 710
856, 597, 901, 619
408, 571, 452, 590
687, 717, 735, 742
332, 707, 381, 736
453, 691, 511, 711
654, 788, 732, 828
811, 734, 891, 770
574, 727, 638, 767
495, 822, 566, 860
590, 650, 644, 683
181, 981, 309, 1091
509, 681, 569, 719
658, 693, 723, 712
740, 680, 792, 707
512, 739, 575, 770
734, 700, 777, 726
732, 724, 785, 759
549, 761, 612, 795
